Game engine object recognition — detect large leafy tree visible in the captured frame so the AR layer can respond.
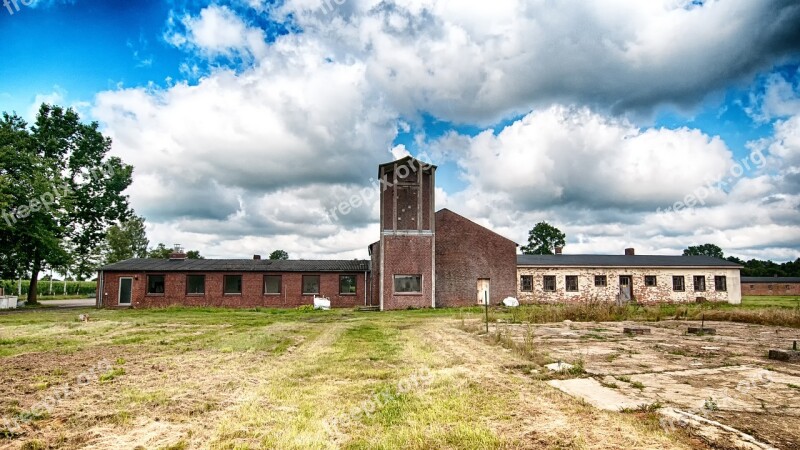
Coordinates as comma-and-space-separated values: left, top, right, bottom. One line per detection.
105, 215, 149, 264
521, 222, 566, 255
683, 243, 724, 259
269, 250, 289, 260
0, 104, 133, 301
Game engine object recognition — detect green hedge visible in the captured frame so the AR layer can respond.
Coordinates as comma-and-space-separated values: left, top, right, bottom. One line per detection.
0, 279, 96, 297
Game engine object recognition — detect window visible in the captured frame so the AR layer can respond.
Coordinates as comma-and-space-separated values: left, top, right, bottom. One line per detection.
565, 276, 579, 292
645, 276, 657, 287
394, 275, 422, 294
224, 275, 242, 295
672, 276, 685, 292
714, 276, 727, 292
264, 275, 281, 295
186, 275, 205, 295
543, 276, 556, 292
693, 276, 706, 292
147, 275, 165, 294
303, 275, 321, 295
340, 275, 357, 295
520, 275, 533, 292
594, 275, 607, 287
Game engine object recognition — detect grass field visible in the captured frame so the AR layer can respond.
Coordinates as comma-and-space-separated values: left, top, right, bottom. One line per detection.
0, 307, 713, 450
742, 295, 800, 308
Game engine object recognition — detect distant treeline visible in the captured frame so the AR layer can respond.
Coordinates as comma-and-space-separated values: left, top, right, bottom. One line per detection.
726, 257, 800, 277
0, 280, 96, 296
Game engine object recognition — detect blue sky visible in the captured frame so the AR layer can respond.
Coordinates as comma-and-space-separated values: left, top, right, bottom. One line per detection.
2, 0, 799, 260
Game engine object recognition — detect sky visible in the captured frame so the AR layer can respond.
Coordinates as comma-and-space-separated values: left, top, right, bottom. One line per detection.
1, 0, 799, 261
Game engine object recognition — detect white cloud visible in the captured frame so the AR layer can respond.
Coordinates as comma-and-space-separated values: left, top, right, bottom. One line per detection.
278, 0, 800, 123
452, 105, 732, 211
93, 33, 398, 258
86, 1, 800, 260
166, 5, 269, 59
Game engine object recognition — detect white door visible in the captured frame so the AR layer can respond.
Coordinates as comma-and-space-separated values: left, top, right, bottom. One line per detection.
477, 279, 490, 305
118, 278, 133, 306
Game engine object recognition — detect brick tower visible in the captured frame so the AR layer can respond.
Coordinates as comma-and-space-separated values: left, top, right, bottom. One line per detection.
376, 156, 437, 310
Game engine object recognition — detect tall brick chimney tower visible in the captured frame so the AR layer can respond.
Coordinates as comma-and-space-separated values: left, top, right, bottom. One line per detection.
377, 156, 437, 310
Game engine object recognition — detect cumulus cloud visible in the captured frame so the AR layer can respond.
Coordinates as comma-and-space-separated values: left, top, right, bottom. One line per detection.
452, 106, 732, 211
165, 5, 269, 60
435, 105, 800, 260
93, 32, 399, 258
278, 0, 800, 123
87, 0, 800, 260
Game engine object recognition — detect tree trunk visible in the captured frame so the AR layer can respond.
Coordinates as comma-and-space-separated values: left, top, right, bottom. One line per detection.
27, 257, 41, 304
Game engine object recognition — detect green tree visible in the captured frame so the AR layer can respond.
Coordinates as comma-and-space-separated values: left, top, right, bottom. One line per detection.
683, 244, 724, 259
147, 243, 203, 259
0, 105, 133, 302
105, 215, 149, 264
521, 222, 566, 255
186, 250, 204, 259
269, 250, 289, 260
147, 243, 172, 259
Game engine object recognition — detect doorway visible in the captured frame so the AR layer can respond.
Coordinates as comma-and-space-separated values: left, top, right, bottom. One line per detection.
119, 278, 133, 306
619, 276, 633, 303
477, 278, 490, 305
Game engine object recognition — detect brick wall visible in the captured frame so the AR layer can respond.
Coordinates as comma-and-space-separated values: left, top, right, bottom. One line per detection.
381, 235, 434, 310
100, 271, 367, 309
516, 267, 742, 305
434, 209, 517, 307
741, 282, 800, 296
369, 242, 381, 307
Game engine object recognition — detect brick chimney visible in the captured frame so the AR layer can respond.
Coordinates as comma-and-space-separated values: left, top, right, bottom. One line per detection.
555, 246, 563, 255
253, 255, 262, 260
169, 244, 187, 260
625, 248, 635, 256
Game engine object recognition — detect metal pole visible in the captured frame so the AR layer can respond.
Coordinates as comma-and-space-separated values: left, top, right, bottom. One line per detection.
484, 290, 489, 334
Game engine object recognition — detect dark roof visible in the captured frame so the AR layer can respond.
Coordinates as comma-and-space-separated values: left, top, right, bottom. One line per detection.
517, 254, 741, 268
742, 277, 800, 283
100, 259, 370, 273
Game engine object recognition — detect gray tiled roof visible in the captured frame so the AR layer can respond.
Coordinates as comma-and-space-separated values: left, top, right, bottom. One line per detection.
741, 277, 800, 283
99, 259, 370, 273
517, 254, 741, 268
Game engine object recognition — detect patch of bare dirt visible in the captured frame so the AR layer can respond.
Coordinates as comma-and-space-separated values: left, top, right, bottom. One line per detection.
415, 321, 710, 449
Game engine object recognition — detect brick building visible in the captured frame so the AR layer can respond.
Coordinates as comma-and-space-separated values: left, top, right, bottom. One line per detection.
368, 157, 518, 310
99, 156, 745, 310
98, 156, 519, 310
517, 249, 743, 305
741, 277, 800, 296
97, 258, 370, 309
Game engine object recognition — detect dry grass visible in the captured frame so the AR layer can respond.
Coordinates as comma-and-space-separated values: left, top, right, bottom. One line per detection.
0, 307, 716, 449
483, 300, 800, 328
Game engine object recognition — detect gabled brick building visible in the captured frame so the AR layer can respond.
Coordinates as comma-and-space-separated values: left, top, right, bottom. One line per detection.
368, 157, 518, 310
98, 156, 519, 310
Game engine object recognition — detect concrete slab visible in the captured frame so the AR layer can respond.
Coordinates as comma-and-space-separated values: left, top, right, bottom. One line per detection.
548, 378, 644, 411
545, 362, 574, 372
